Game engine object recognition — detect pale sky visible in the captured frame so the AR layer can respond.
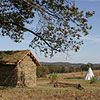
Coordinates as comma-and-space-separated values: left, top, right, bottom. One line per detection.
0, 0, 100, 63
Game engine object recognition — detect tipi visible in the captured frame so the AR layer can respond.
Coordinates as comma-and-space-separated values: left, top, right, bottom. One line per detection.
84, 67, 94, 80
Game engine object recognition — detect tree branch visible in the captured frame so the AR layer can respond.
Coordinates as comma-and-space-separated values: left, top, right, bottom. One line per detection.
23, 0, 61, 20
2, 20, 60, 52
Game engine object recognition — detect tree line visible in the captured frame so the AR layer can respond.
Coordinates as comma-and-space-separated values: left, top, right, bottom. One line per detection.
36, 63, 100, 77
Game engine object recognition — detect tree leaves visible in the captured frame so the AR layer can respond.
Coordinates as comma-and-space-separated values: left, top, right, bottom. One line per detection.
0, 0, 94, 57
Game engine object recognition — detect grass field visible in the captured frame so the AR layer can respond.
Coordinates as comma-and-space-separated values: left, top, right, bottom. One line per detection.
0, 70, 100, 100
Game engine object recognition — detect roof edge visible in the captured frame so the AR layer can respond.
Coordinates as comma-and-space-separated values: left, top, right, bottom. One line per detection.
17, 50, 41, 66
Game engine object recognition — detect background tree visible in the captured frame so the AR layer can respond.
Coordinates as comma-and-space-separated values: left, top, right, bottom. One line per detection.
0, 0, 94, 57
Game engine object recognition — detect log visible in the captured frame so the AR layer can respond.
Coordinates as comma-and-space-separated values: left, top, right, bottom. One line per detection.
54, 82, 84, 90
54, 82, 77, 88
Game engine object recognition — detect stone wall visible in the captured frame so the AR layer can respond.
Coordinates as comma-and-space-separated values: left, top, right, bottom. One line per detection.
17, 54, 36, 87
0, 64, 17, 86
0, 54, 37, 87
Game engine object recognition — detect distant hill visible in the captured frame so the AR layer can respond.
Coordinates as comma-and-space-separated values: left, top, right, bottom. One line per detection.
40, 62, 100, 67
40, 62, 83, 66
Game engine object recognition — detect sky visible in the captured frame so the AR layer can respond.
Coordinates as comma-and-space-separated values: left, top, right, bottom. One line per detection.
0, 0, 100, 64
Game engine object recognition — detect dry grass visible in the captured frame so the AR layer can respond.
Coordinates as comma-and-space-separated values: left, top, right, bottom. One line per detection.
58, 70, 100, 79
0, 70, 100, 100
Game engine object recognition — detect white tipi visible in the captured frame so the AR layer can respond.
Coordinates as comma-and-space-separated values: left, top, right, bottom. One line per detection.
84, 67, 94, 80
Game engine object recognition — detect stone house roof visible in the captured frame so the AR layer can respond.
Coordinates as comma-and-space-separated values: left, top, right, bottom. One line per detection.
0, 50, 40, 66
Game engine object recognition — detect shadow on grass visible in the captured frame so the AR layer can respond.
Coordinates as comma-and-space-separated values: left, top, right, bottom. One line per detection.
0, 85, 16, 90
64, 77, 83, 80
0, 86, 8, 90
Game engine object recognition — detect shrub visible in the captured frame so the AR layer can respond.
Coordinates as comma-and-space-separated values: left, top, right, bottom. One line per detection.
49, 73, 58, 84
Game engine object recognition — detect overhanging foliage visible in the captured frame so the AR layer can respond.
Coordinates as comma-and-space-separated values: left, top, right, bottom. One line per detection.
0, 0, 94, 56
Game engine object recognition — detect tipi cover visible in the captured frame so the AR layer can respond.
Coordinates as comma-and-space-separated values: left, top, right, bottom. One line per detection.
84, 67, 94, 80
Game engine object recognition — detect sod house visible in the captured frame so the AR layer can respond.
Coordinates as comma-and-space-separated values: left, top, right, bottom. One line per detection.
0, 50, 40, 87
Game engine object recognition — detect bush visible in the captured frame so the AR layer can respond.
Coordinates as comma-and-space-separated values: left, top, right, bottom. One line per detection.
90, 76, 98, 84
49, 73, 58, 84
